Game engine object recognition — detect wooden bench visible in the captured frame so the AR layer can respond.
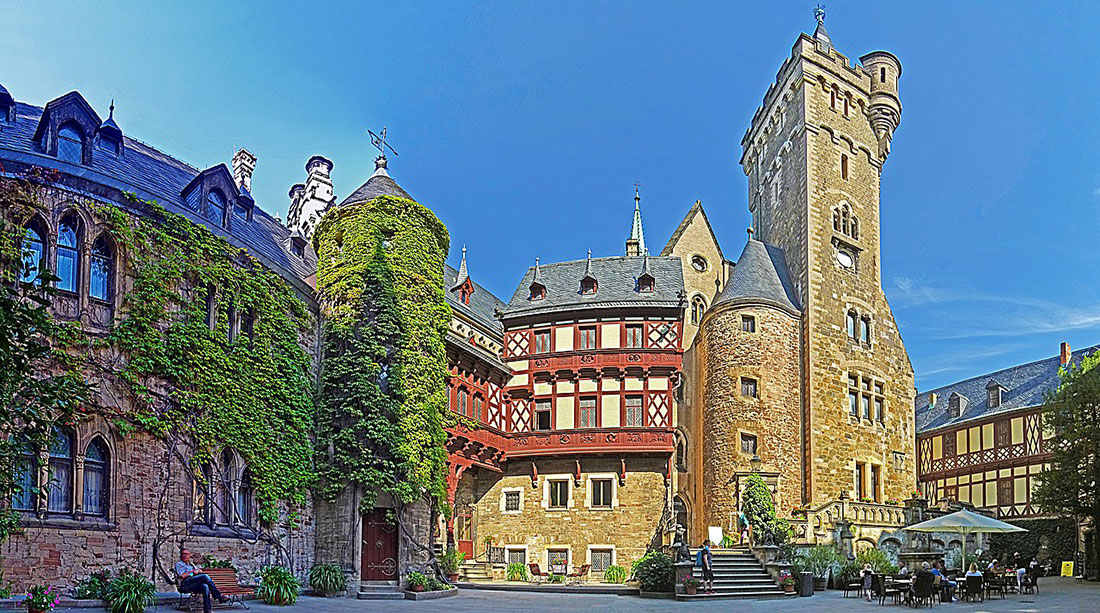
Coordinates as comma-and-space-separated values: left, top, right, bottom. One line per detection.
178, 568, 252, 611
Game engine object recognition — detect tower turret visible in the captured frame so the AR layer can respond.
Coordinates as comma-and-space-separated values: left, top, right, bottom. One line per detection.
286, 155, 335, 240
625, 184, 647, 257
860, 51, 903, 161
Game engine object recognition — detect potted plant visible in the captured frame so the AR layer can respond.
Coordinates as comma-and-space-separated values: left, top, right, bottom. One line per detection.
681, 575, 701, 595
439, 550, 466, 582
779, 571, 796, 593
104, 569, 156, 613
405, 571, 428, 593
258, 566, 300, 605
25, 585, 59, 613
308, 563, 345, 597
803, 545, 840, 591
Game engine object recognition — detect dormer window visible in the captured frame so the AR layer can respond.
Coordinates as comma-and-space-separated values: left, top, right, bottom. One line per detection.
948, 392, 967, 419
96, 136, 120, 156
581, 278, 597, 295
638, 274, 654, 293
233, 200, 250, 220
206, 190, 226, 225
290, 236, 307, 258
986, 380, 1006, 408
529, 283, 545, 301
57, 123, 84, 164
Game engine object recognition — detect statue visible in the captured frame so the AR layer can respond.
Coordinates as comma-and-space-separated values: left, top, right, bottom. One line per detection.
674, 524, 692, 563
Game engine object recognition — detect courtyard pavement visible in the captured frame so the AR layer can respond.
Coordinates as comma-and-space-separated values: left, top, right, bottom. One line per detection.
243, 577, 1097, 613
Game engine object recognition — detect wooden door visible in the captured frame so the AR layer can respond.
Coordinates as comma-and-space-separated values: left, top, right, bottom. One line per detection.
455, 510, 473, 559
361, 508, 398, 581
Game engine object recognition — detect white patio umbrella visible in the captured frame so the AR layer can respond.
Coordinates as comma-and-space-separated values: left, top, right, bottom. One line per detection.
904, 508, 1027, 570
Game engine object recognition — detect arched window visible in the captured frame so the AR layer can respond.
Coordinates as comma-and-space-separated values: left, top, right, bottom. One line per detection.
846, 310, 858, 340
851, 216, 859, 240
195, 461, 214, 527
841, 206, 850, 235
21, 222, 45, 283
236, 468, 252, 525
474, 395, 483, 421
57, 124, 84, 164
47, 427, 73, 513
56, 215, 80, 293
675, 432, 688, 472
221, 449, 237, 525
691, 295, 707, 325
859, 317, 871, 344
206, 190, 226, 224
458, 388, 469, 417
90, 235, 114, 302
11, 435, 35, 511
832, 208, 841, 232
83, 438, 109, 517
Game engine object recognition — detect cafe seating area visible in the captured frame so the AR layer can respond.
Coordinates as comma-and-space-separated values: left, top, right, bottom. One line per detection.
843, 566, 1042, 607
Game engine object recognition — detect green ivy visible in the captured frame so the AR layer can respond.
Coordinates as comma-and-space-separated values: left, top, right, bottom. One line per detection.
313, 194, 452, 510
94, 194, 317, 521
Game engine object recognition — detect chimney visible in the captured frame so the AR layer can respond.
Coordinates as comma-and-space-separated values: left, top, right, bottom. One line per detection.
1060, 341, 1071, 365
929, 392, 937, 408
232, 148, 257, 192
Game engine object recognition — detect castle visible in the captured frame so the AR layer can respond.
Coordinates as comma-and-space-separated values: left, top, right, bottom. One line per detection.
2, 13, 948, 592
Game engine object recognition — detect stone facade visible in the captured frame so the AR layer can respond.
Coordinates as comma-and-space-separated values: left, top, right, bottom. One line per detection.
738, 30, 915, 508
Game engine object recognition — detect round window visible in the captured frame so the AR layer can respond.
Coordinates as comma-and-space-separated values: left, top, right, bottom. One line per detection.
691, 255, 708, 272
836, 250, 854, 269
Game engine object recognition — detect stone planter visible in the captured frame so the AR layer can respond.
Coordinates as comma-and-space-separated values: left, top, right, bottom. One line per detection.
813, 577, 827, 591
404, 588, 457, 601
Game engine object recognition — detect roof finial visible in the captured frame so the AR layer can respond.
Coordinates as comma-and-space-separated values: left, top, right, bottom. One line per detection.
367, 126, 399, 172
587, 249, 592, 260
812, 4, 832, 48
108, 99, 115, 119
453, 244, 469, 288
634, 180, 641, 204
814, 4, 826, 25
747, 227, 755, 239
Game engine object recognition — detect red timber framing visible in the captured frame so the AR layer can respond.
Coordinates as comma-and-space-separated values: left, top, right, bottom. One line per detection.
916, 407, 1052, 518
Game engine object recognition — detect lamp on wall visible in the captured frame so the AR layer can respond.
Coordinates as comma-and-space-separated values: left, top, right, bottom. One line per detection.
749, 454, 762, 473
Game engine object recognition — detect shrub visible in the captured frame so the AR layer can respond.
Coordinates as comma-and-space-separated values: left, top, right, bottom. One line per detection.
425, 577, 453, 591
308, 563, 345, 596
405, 571, 428, 589
742, 473, 776, 537
202, 557, 235, 570
506, 563, 528, 582
25, 585, 60, 613
548, 574, 565, 584
803, 545, 841, 578
258, 566, 300, 605
104, 569, 155, 613
836, 561, 861, 584
603, 565, 626, 584
633, 552, 674, 593
438, 549, 465, 575
719, 534, 736, 548
74, 569, 112, 600
856, 549, 898, 575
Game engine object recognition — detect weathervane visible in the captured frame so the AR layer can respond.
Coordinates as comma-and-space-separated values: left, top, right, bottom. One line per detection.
367, 126, 399, 160
814, 4, 826, 24
634, 180, 641, 202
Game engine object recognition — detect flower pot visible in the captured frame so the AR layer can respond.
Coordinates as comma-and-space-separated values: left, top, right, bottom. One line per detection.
446, 573, 459, 582
410, 585, 424, 593
783, 583, 795, 593
685, 585, 697, 595
29, 608, 48, 613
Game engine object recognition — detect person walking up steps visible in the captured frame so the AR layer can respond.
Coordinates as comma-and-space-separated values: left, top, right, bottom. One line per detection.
696, 539, 715, 594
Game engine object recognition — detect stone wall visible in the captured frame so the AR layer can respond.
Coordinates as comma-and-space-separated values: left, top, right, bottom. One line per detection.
463, 456, 668, 574
698, 304, 801, 535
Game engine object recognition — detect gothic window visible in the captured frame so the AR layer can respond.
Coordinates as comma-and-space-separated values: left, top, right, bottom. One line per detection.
579, 397, 597, 428
458, 388, 469, 417
624, 396, 643, 427
11, 435, 35, 512
82, 437, 109, 517
56, 214, 80, 293
625, 324, 643, 348
221, 449, 236, 525
57, 123, 84, 164
846, 310, 858, 340
196, 461, 214, 527
740, 377, 758, 398
206, 190, 226, 225
236, 468, 253, 525
473, 395, 483, 421
20, 221, 46, 283
690, 295, 707, 325
89, 235, 114, 302
842, 96, 850, 117
859, 316, 871, 344
534, 329, 551, 354
47, 427, 73, 513
226, 298, 237, 343
833, 209, 841, 232
675, 432, 688, 472
829, 87, 837, 111
851, 216, 859, 240
241, 308, 255, 347
534, 400, 552, 431
841, 206, 850, 235
204, 284, 217, 331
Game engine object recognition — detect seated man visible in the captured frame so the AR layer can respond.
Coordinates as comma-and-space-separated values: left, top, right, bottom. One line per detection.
907, 562, 936, 605
931, 560, 957, 602
176, 549, 228, 613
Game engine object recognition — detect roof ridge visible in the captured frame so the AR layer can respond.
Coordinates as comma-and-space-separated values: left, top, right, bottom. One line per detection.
918, 343, 1100, 396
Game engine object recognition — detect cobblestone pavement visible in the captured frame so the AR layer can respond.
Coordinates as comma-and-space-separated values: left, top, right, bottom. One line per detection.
51, 577, 1100, 613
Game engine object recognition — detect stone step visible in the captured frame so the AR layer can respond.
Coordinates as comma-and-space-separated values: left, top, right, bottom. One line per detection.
677, 590, 794, 601
357, 590, 404, 600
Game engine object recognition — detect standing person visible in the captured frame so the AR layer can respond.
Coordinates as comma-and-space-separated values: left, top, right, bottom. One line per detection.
1016, 563, 1027, 591
738, 511, 750, 546
175, 549, 227, 613
698, 539, 715, 594
859, 563, 874, 602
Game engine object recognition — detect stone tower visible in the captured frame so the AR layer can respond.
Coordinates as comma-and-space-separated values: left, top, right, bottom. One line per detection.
286, 155, 336, 240
738, 13, 915, 506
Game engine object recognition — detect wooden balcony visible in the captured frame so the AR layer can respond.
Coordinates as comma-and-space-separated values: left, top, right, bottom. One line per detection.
445, 423, 675, 466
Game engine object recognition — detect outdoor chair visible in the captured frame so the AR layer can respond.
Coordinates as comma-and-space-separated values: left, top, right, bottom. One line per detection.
527, 563, 547, 585
909, 574, 935, 608
1022, 568, 1039, 594
567, 564, 590, 586
961, 576, 983, 603
873, 573, 903, 606
842, 574, 862, 598
983, 572, 1005, 600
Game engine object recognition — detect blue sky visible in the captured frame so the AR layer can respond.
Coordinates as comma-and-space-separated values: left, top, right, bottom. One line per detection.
4, 2, 1099, 389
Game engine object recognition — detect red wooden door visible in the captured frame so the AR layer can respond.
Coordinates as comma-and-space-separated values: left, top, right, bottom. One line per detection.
361, 508, 398, 581
456, 511, 473, 559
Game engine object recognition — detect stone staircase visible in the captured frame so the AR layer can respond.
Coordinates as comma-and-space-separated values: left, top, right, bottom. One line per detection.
460, 560, 494, 582
357, 580, 403, 600
679, 548, 793, 601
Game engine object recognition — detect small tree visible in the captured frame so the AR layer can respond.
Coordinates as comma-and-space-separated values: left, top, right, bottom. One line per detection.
1032, 350, 1100, 576
741, 473, 775, 540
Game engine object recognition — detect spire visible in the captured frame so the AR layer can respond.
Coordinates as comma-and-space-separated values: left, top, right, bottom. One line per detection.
812, 4, 832, 49
453, 244, 469, 288
532, 257, 543, 285
626, 182, 647, 256
97, 98, 122, 142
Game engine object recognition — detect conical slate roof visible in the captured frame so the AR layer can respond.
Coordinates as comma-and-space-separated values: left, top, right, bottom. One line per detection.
712, 237, 800, 314
339, 157, 412, 206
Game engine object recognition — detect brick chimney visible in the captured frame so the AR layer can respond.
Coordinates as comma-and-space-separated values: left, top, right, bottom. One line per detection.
232, 148, 257, 192
1060, 341, 1071, 365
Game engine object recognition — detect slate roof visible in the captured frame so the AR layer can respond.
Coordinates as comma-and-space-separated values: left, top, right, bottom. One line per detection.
339, 161, 411, 206
711, 238, 800, 314
0, 99, 316, 290
501, 255, 684, 319
660, 200, 724, 261
914, 343, 1100, 433
444, 263, 505, 336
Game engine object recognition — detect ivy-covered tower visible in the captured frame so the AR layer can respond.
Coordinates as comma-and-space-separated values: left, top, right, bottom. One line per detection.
312, 154, 452, 592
